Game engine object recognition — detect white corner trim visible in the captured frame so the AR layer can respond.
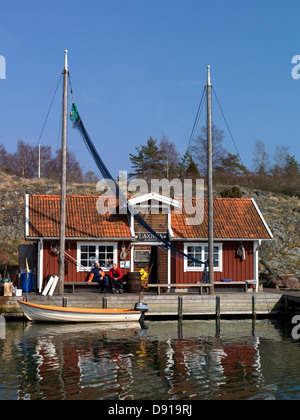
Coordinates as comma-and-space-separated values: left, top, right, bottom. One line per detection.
253, 240, 259, 292
130, 213, 135, 237
38, 239, 44, 293
168, 246, 171, 286
168, 212, 174, 238
25, 194, 29, 238
130, 244, 134, 273
251, 198, 273, 239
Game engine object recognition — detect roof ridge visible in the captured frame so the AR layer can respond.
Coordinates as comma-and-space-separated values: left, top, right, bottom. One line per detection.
28, 194, 253, 200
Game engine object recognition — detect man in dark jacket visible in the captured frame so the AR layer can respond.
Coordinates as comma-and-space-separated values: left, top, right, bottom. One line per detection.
87, 261, 109, 293
109, 263, 123, 293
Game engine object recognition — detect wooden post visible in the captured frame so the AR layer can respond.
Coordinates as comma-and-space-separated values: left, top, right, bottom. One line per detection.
216, 317, 221, 338
103, 297, 108, 309
252, 295, 257, 320
178, 318, 183, 339
207, 66, 214, 295
58, 50, 69, 296
178, 296, 183, 320
216, 296, 221, 319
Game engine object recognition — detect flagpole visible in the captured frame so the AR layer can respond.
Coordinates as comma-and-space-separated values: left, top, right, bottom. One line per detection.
58, 50, 68, 296
207, 66, 214, 295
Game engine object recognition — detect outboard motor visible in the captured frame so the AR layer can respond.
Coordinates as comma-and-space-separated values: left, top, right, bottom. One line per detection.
135, 302, 149, 321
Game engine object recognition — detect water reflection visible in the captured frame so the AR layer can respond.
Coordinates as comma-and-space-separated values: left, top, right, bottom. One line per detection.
1, 319, 300, 400
0, 316, 5, 340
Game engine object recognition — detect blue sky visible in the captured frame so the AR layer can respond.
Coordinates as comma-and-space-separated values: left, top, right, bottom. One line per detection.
0, 0, 300, 179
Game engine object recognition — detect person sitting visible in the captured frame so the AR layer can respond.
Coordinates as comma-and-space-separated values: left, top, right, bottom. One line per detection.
109, 263, 124, 293
87, 261, 109, 293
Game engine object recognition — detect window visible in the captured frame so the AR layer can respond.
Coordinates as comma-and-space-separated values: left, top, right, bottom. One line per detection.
80, 245, 96, 268
98, 245, 114, 268
184, 243, 222, 272
77, 242, 118, 272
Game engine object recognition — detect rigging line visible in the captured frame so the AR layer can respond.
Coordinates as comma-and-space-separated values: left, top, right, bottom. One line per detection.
68, 72, 75, 102
56, 102, 63, 153
178, 85, 206, 179
212, 87, 245, 167
187, 85, 207, 152
36, 74, 63, 147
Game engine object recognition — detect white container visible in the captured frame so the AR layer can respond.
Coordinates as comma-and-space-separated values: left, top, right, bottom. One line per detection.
15, 289, 22, 297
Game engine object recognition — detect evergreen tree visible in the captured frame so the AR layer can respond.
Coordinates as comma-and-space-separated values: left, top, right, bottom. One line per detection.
216, 152, 247, 175
129, 137, 162, 179
285, 154, 300, 177
178, 152, 199, 178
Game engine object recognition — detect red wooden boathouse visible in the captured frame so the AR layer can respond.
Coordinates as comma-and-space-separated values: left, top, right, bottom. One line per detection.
25, 192, 273, 293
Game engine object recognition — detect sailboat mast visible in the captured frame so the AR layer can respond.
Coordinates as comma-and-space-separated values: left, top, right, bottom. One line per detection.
207, 65, 214, 294
58, 49, 69, 296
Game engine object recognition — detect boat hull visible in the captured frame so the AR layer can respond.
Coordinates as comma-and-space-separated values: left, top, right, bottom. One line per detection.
18, 301, 142, 323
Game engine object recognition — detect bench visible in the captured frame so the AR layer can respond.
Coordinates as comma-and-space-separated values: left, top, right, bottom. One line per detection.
64, 281, 127, 293
147, 283, 214, 295
147, 280, 257, 295
64, 282, 99, 293
217, 280, 257, 292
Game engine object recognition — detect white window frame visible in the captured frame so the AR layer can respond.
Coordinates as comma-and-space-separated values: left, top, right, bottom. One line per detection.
183, 242, 223, 272
76, 242, 118, 272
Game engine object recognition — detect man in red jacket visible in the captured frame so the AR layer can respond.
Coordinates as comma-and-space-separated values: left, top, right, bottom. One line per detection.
109, 263, 123, 293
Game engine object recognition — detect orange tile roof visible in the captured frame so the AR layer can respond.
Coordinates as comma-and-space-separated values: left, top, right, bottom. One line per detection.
27, 195, 272, 240
28, 195, 132, 239
171, 198, 272, 239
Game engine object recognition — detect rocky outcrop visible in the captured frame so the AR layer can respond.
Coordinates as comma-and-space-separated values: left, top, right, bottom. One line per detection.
222, 187, 300, 280
0, 171, 97, 265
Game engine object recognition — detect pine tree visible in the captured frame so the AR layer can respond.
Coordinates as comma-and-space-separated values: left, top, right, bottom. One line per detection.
129, 137, 162, 179
216, 152, 247, 175
285, 154, 300, 177
178, 152, 199, 178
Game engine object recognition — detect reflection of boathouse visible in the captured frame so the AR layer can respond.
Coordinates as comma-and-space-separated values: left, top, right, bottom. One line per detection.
25, 192, 272, 292
16, 321, 270, 400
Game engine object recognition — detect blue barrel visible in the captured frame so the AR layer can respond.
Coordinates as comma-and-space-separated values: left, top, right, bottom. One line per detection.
21, 270, 33, 293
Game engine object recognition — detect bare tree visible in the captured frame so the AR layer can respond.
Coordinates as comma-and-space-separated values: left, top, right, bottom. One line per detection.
190, 123, 226, 176
0, 145, 8, 173
7, 140, 38, 178
46, 148, 83, 183
0, 140, 83, 182
271, 145, 289, 176
159, 133, 180, 178
253, 139, 270, 174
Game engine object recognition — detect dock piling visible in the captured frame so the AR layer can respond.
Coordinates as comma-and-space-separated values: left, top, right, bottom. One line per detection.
216, 296, 221, 319
252, 295, 256, 320
103, 297, 108, 309
178, 296, 183, 320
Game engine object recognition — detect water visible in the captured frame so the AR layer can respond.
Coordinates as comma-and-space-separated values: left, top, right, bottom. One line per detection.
1, 318, 300, 400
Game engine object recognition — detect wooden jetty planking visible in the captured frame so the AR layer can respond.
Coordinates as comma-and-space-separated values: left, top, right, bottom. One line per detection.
0, 292, 284, 319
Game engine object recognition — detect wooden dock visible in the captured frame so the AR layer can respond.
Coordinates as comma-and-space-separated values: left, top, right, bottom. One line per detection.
0, 291, 285, 320
279, 291, 300, 317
